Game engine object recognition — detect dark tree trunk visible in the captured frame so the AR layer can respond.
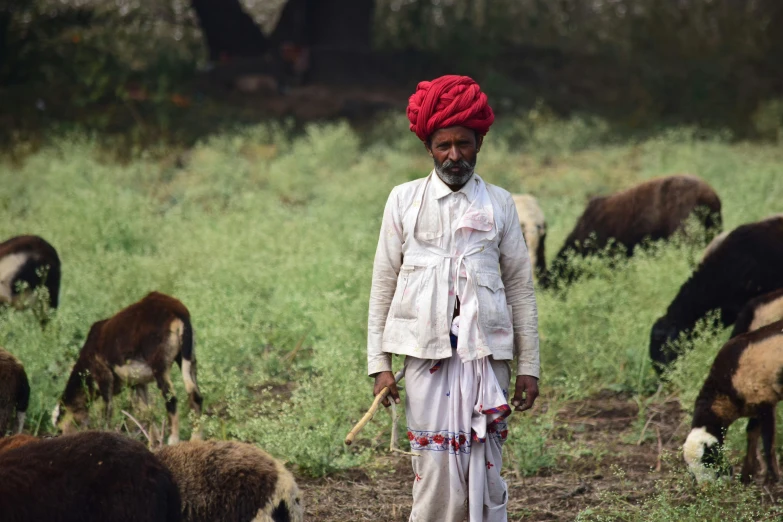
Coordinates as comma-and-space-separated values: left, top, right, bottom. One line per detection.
0, 10, 10, 79
309, 0, 375, 49
273, 0, 375, 49
271, 0, 308, 47
190, 0, 269, 61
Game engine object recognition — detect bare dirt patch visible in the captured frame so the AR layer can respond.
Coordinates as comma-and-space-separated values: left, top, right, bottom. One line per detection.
299, 391, 783, 520
296, 391, 694, 521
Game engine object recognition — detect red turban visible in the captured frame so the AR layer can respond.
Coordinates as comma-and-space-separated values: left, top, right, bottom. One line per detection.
407, 75, 495, 142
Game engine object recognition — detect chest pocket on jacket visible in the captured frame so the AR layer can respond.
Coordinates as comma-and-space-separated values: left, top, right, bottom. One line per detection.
392, 265, 428, 321
476, 272, 512, 329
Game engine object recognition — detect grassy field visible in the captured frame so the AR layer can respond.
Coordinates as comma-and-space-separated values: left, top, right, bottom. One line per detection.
2, 114, 783, 520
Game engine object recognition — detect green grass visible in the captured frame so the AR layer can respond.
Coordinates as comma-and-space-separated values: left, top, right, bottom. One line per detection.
577, 464, 783, 521
2, 114, 783, 516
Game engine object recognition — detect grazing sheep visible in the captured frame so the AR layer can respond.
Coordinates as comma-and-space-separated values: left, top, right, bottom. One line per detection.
683, 320, 783, 484
650, 215, 783, 371
0, 431, 181, 522
511, 194, 547, 281
53, 292, 203, 444
0, 347, 29, 436
0, 235, 61, 312
546, 175, 721, 286
699, 214, 783, 266
731, 289, 783, 338
155, 440, 304, 522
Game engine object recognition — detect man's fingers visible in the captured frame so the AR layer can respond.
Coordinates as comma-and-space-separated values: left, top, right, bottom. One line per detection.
511, 389, 538, 412
388, 382, 401, 404
515, 399, 532, 412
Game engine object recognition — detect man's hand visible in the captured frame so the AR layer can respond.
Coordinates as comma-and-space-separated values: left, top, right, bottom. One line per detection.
511, 375, 539, 412
372, 371, 401, 408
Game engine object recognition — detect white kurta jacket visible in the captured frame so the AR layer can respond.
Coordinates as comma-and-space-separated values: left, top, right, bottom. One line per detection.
367, 172, 540, 378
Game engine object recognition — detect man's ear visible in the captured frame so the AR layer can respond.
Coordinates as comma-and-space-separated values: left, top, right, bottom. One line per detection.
476, 134, 484, 152
424, 141, 433, 157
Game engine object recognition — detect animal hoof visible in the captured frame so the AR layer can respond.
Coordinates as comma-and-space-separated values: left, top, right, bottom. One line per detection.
168, 435, 180, 445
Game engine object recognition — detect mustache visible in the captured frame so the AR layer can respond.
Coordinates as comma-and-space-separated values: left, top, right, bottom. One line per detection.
439, 159, 474, 170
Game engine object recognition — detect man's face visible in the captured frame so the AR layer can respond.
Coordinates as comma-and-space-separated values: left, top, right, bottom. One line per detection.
425, 126, 483, 189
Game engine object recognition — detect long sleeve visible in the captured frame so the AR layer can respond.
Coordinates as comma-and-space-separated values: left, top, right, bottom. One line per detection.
498, 194, 540, 378
367, 189, 404, 375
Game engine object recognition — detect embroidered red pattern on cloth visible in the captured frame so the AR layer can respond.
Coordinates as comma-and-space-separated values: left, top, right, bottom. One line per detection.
407, 424, 509, 453
408, 429, 473, 453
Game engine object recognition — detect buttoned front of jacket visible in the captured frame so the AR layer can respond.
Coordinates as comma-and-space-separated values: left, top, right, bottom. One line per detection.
367, 172, 540, 378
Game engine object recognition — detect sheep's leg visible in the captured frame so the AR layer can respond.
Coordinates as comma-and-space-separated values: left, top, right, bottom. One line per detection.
93, 361, 115, 426
0, 410, 10, 436
15, 411, 25, 434
131, 384, 150, 410
760, 406, 781, 484
155, 369, 179, 445
740, 417, 761, 484
180, 356, 203, 441
101, 388, 114, 425
129, 384, 151, 433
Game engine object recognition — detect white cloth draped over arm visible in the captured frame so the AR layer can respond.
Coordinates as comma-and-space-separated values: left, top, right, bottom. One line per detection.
367, 189, 404, 375
498, 194, 540, 378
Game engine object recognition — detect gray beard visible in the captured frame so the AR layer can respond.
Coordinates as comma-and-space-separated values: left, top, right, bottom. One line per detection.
434, 159, 475, 188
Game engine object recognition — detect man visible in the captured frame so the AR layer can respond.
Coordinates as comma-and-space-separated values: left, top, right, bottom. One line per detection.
367, 75, 540, 521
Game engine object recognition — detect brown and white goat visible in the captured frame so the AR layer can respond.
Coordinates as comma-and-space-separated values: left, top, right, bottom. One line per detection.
0, 431, 181, 522
155, 440, 304, 522
0, 235, 61, 312
683, 320, 783, 484
511, 194, 547, 282
53, 292, 203, 444
0, 347, 29, 436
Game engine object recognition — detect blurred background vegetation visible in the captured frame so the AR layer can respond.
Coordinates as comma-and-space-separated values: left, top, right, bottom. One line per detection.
2, 0, 783, 153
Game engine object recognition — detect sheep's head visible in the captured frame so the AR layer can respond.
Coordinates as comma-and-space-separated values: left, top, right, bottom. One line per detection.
683, 426, 730, 483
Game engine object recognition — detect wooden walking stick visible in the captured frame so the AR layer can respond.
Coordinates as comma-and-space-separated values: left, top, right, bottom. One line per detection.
344, 368, 405, 446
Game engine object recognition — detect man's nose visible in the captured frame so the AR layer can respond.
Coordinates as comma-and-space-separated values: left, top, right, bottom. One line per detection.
447, 146, 461, 162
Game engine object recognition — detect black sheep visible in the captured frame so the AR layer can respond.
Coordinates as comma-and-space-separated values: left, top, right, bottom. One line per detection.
650, 215, 783, 371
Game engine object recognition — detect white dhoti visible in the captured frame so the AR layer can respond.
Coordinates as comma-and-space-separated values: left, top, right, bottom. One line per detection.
404, 353, 511, 522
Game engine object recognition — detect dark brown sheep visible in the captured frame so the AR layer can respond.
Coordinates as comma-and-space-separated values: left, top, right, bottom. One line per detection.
0, 431, 181, 522
650, 215, 783, 371
0, 235, 61, 312
155, 440, 304, 522
683, 320, 783, 484
53, 292, 203, 444
0, 347, 29, 437
545, 175, 721, 286
731, 288, 783, 339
